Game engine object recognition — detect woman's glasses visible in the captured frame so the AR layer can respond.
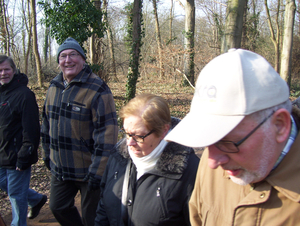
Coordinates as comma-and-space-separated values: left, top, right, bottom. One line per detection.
119, 128, 154, 143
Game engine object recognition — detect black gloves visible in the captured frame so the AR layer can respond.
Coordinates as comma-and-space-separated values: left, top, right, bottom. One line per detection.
16, 145, 36, 170
44, 159, 51, 170
88, 175, 101, 191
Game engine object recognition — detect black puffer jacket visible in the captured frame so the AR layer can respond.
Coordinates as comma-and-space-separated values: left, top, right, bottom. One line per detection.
0, 72, 40, 170
95, 118, 200, 226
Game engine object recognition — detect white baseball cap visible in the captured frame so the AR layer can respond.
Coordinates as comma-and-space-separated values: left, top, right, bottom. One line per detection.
165, 48, 290, 147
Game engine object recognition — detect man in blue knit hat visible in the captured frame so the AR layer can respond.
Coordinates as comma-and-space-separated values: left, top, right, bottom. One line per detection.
42, 37, 118, 226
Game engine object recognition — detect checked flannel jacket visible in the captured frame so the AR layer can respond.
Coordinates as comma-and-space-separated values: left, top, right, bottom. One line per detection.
41, 65, 118, 182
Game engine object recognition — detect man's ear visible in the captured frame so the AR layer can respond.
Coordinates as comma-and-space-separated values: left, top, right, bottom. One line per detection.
272, 109, 291, 143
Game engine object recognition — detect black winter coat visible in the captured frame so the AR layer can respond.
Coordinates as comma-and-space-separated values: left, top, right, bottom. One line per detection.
0, 72, 40, 170
95, 119, 200, 226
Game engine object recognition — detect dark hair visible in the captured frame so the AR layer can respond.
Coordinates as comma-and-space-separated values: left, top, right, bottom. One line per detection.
0, 55, 17, 73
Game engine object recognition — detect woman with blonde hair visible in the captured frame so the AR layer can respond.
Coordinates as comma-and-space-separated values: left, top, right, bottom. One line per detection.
95, 93, 199, 226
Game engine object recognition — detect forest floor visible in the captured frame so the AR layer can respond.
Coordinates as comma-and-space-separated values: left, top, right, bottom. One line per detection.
0, 73, 200, 225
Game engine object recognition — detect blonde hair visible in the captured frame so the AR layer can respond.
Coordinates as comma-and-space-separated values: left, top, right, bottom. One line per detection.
119, 94, 171, 137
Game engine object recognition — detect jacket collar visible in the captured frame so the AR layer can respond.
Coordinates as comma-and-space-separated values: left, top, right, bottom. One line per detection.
266, 107, 300, 202
113, 117, 194, 179
220, 107, 300, 203
255, 107, 300, 203
266, 131, 300, 202
0, 72, 28, 93
51, 65, 92, 87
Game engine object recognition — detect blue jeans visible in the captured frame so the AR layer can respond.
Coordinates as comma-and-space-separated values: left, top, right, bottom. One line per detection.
0, 167, 44, 226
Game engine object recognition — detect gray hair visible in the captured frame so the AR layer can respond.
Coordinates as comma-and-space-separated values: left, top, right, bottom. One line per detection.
250, 99, 292, 125
0, 55, 17, 73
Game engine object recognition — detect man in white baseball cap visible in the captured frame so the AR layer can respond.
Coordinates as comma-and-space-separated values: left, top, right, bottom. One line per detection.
165, 48, 300, 225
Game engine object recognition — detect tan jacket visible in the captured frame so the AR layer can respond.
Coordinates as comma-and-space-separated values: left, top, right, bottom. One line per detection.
189, 132, 300, 225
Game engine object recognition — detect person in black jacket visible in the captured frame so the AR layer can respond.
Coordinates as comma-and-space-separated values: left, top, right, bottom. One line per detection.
0, 55, 47, 226
94, 94, 200, 226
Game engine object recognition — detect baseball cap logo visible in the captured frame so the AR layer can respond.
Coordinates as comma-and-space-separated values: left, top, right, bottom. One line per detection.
196, 85, 217, 100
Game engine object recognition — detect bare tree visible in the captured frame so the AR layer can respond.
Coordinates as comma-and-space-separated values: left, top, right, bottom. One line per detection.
242, 0, 260, 52
22, 0, 32, 75
184, 0, 195, 85
169, 0, 174, 42
103, 0, 117, 81
175, 0, 184, 8
196, 0, 226, 54
90, 0, 101, 65
264, 0, 281, 72
43, 0, 50, 63
44, 26, 50, 63
29, 0, 43, 87
280, 0, 296, 84
221, 0, 247, 53
0, 0, 10, 55
152, 0, 164, 77
126, 0, 143, 101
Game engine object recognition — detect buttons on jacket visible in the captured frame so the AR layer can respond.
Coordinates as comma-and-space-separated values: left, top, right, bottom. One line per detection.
157, 187, 161, 197
127, 199, 132, 206
260, 193, 265, 199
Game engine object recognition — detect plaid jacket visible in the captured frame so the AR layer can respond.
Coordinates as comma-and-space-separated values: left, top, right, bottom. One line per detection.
41, 65, 118, 182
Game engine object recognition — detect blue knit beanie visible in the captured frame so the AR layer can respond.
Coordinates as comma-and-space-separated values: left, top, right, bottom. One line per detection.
57, 37, 86, 63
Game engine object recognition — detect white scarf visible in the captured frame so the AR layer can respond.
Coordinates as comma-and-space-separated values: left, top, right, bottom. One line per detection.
128, 138, 168, 180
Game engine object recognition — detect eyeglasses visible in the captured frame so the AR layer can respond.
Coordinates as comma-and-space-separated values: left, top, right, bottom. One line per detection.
119, 128, 154, 143
214, 111, 275, 153
59, 52, 80, 61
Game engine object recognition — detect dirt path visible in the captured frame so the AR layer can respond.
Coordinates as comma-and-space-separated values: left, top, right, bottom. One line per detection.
2, 194, 82, 226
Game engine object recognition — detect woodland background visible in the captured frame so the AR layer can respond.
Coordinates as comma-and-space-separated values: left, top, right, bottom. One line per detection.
1, 0, 300, 95
0, 0, 300, 220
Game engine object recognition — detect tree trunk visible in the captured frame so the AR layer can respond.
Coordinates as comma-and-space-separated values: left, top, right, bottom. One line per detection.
250, 0, 259, 52
264, 0, 281, 72
90, 34, 96, 64
221, 0, 246, 53
43, 0, 50, 63
22, 28, 26, 65
299, 0, 300, 35
1, 0, 10, 55
169, 0, 173, 42
280, 0, 296, 84
90, 0, 101, 65
241, 0, 248, 49
44, 26, 50, 63
103, 0, 117, 81
30, 0, 43, 87
126, 0, 143, 102
152, 0, 164, 77
183, 0, 195, 86
25, 1, 32, 75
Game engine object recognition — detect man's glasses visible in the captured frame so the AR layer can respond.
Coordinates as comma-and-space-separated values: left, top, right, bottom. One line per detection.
119, 128, 154, 143
214, 111, 275, 153
59, 52, 80, 61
